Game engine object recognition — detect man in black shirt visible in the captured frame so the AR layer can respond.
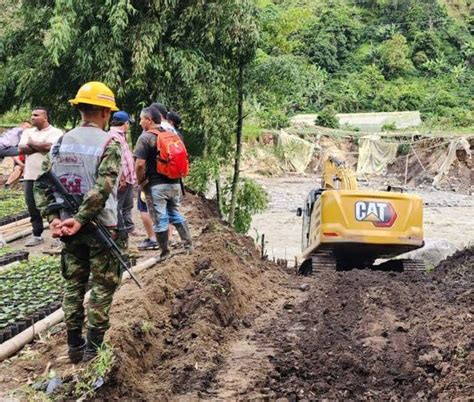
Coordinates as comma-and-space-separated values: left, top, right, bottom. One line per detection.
133, 107, 192, 260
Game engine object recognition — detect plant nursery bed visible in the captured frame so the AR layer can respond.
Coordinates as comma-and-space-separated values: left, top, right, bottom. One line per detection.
0, 257, 63, 344
0, 189, 28, 226
0, 211, 29, 227
0, 251, 29, 267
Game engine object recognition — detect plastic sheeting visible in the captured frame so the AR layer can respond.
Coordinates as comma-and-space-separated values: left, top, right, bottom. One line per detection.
433, 137, 471, 186
276, 130, 315, 173
356, 135, 398, 175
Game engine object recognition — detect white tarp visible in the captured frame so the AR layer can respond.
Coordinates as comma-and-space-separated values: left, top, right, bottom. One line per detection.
356, 135, 398, 174
433, 138, 471, 186
276, 130, 315, 173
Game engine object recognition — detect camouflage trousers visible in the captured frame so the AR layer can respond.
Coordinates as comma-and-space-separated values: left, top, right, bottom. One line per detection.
60, 230, 123, 332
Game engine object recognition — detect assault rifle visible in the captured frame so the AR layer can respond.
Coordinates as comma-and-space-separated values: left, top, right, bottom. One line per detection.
36, 170, 142, 288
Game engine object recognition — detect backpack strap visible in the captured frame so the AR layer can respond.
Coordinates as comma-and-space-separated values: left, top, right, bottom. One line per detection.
146, 127, 168, 163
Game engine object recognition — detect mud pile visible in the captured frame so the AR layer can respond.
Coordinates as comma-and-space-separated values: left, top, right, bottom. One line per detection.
95, 193, 290, 399
257, 249, 473, 400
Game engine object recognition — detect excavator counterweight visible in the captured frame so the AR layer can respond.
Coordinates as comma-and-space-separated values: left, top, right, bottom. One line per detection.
297, 157, 424, 274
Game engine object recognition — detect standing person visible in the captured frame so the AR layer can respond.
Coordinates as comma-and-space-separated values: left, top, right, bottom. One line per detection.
150, 103, 179, 242
150, 102, 176, 133
0, 122, 32, 158
136, 189, 158, 250
167, 111, 183, 139
19, 108, 62, 246
35, 81, 122, 363
134, 107, 192, 261
109, 110, 136, 236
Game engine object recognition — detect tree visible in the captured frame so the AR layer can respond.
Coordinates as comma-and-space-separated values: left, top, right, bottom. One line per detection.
378, 33, 415, 78
0, 0, 256, 157
0, 0, 262, 231
297, 3, 363, 73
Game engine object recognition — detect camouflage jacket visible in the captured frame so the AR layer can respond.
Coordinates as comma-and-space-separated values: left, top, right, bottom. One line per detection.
34, 138, 122, 226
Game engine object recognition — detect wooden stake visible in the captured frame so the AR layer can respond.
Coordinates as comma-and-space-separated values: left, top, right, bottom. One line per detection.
411, 144, 426, 172
404, 154, 409, 185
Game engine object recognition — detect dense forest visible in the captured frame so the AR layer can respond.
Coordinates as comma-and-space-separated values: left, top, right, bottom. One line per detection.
0, 0, 472, 137
250, 0, 473, 129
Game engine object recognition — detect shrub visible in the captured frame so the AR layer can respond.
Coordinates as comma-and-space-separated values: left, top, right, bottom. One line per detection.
222, 178, 268, 233
316, 106, 339, 128
397, 143, 411, 156
186, 157, 220, 195
258, 109, 290, 129
382, 122, 397, 131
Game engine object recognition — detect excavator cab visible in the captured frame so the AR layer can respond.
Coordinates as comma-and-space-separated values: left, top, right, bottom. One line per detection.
297, 188, 324, 251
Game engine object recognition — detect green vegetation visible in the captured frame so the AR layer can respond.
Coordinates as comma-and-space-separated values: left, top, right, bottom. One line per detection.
316, 106, 339, 129
0, 246, 12, 257
0, 107, 30, 127
73, 343, 115, 398
0, 189, 27, 219
249, 0, 473, 130
0, 0, 471, 233
222, 178, 269, 233
0, 257, 62, 332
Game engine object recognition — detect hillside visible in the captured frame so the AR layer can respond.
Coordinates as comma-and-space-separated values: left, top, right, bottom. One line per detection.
250, 0, 473, 130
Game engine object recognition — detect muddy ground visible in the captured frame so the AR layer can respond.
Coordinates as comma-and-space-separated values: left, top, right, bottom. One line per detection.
0, 162, 472, 399
0, 185, 472, 400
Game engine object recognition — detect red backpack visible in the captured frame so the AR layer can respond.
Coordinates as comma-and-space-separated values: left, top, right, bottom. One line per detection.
148, 128, 189, 179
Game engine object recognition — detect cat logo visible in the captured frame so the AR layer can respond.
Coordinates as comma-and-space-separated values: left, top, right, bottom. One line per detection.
355, 201, 397, 227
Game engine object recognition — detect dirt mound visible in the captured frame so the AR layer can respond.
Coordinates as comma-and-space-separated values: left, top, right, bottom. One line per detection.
430, 246, 473, 304
257, 265, 473, 400
102, 218, 289, 399
434, 245, 473, 278
388, 137, 473, 193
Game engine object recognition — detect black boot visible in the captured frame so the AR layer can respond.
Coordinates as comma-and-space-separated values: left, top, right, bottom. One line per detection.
174, 222, 193, 252
67, 329, 86, 363
82, 328, 105, 362
156, 231, 170, 261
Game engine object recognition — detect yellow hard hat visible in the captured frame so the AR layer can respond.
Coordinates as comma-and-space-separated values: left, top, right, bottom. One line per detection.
69, 81, 119, 111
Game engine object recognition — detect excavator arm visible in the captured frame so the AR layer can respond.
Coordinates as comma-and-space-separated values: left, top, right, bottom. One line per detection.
322, 156, 358, 190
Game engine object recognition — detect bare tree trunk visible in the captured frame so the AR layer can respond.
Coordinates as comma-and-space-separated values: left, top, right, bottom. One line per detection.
215, 177, 223, 218
202, 130, 208, 158
228, 65, 244, 226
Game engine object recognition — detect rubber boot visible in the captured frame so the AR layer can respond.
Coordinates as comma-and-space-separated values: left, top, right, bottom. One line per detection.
82, 328, 105, 362
174, 222, 193, 252
156, 231, 170, 261
67, 329, 86, 363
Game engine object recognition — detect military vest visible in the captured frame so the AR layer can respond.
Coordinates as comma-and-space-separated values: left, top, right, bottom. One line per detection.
51, 126, 119, 227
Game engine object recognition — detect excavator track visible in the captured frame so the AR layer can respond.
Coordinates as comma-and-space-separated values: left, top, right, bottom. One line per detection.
298, 252, 337, 275
399, 259, 427, 272
372, 258, 427, 272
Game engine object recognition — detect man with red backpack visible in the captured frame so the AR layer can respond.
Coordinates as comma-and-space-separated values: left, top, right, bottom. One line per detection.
134, 106, 192, 261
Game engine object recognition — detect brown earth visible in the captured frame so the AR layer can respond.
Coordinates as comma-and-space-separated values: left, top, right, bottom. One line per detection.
0, 193, 294, 399
0, 126, 471, 398
388, 137, 474, 194
0, 192, 472, 400
253, 247, 473, 400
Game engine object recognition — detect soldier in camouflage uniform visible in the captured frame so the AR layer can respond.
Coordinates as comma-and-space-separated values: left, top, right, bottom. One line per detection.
35, 81, 122, 363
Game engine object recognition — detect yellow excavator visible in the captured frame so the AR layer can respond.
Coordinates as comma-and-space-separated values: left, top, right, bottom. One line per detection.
296, 156, 424, 274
